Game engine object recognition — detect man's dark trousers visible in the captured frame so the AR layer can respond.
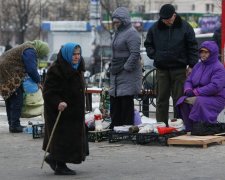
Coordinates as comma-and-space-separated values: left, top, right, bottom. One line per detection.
156, 68, 186, 126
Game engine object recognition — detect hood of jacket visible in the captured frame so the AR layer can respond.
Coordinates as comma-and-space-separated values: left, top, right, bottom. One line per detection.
199, 41, 219, 65
112, 7, 131, 28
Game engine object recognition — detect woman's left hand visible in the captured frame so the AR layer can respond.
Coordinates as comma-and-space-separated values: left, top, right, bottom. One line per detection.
38, 83, 43, 90
58, 102, 67, 111
186, 67, 192, 76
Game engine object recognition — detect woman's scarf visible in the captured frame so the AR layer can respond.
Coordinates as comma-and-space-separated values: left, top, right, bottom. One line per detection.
28, 40, 49, 59
61, 42, 81, 70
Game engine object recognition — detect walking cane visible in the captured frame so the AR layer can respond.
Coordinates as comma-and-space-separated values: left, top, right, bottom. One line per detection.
41, 111, 62, 169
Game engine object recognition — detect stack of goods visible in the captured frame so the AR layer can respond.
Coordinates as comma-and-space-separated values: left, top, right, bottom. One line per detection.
168, 118, 185, 132
85, 108, 111, 131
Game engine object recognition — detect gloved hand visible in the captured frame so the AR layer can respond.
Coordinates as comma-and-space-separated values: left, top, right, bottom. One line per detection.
185, 89, 195, 97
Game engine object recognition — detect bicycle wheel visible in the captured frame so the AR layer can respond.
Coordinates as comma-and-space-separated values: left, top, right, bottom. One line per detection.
142, 68, 157, 107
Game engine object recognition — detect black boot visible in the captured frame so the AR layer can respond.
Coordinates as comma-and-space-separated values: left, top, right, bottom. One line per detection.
54, 162, 76, 175
9, 125, 25, 133
44, 154, 56, 171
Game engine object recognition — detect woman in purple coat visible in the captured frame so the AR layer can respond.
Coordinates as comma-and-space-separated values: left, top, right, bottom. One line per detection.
176, 41, 225, 131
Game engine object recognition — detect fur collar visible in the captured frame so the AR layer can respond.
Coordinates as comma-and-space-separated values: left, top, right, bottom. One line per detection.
157, 14, 183, 30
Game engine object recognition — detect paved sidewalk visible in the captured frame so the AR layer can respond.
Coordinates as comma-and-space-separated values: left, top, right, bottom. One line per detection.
1, 103, 225, 180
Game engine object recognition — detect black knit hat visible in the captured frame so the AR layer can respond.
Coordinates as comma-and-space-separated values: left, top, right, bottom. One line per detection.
159, 4, 175, 19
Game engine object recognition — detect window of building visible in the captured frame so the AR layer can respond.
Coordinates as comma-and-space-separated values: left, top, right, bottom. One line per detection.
206, 3, 214, 13
206, 4, 210, 12
212, 4, 214, 12
174, 4, 178, 11
137, 5, 145, 13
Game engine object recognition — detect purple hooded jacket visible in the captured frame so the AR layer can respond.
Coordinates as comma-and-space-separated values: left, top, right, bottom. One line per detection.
176, 41, 225, 131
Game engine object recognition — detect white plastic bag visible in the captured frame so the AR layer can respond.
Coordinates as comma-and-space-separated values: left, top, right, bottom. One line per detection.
217, 108, 225, 123
94, 108, 103, 131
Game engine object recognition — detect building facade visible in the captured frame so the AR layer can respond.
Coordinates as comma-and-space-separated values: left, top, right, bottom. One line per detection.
130, 0, 221, 14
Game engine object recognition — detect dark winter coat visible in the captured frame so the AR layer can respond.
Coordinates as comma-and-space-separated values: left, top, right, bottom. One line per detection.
144, 15, 198, 69
42, 51, 88, 164
109, 7, 142, 97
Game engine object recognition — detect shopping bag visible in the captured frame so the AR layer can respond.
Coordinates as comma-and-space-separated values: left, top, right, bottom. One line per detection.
23, 76, 38, 93
21, 89, 44, 118
191, 121, 222, 136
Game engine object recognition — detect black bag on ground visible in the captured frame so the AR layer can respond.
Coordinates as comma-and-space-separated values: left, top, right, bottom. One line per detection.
191, 122, 225, 136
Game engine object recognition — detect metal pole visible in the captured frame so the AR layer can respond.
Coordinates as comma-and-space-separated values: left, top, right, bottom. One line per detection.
98, 0, 103, 88
39, 1, 42, 39
222, 0, 225, 64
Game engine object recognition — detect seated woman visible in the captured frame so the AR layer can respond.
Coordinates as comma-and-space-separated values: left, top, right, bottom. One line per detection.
176, 41, 225, 132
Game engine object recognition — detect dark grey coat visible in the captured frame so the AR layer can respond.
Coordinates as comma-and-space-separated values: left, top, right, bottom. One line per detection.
109, 7, 142, 97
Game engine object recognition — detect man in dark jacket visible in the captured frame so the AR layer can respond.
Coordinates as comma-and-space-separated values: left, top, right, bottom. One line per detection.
144, 4, 198, 126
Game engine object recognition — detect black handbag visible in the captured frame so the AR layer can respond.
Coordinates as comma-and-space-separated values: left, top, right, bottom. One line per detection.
191, 121, 223, 136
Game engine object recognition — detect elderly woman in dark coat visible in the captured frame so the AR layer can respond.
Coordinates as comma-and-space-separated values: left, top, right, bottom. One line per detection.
109, 7, 142, 129
42, 42, 88, 175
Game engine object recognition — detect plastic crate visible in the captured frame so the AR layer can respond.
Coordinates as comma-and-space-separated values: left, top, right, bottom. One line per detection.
136, 132, 159, 145
88, 129, 110, 142
32, 124, 45, 139
108, 130, 186, 145
108, 131, 137, 143
136, 131, 186, 145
